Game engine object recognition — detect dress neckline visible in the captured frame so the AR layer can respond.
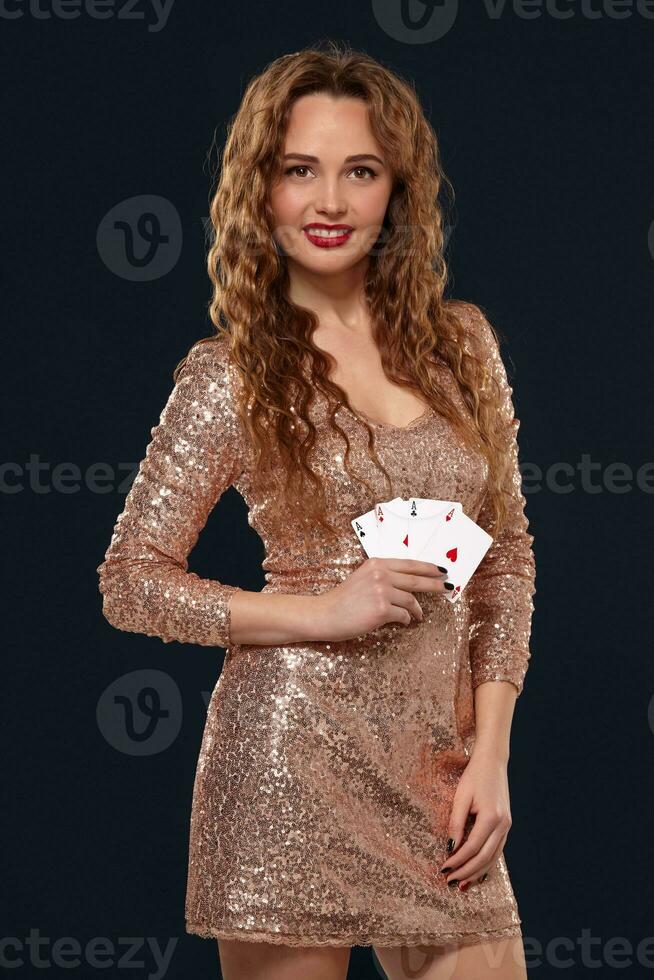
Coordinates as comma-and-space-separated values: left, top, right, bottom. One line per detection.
338, 402, 436, 432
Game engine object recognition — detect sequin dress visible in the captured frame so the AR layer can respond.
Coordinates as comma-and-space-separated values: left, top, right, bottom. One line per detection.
96, 300, 536, 949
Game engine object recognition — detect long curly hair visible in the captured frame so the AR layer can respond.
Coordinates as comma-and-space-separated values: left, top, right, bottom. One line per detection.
175, 41, 517, 546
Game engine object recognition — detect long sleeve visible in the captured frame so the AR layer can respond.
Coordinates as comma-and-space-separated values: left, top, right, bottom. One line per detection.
464, 305, 537, 697
96, 338, 245, 649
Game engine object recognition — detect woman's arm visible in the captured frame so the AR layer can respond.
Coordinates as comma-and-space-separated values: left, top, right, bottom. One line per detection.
471, 680, 517, 761
436, 305, 536, 883
228, 590, 328, 645
96, 338, 325, 649
463, 304, 537, 701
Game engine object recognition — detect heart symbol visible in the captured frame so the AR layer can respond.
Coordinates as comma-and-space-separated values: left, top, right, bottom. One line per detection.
446, 547, 458, 562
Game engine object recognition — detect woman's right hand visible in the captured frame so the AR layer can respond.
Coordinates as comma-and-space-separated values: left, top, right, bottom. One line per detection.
313, 557, 451, 643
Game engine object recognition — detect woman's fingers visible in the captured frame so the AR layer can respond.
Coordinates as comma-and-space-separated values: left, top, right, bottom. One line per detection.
456, 831, 509, 889
392, 573, 448, 595
441, 812, 496, 869
389, 587, 424, 621
389, 563, 448, 594
387, 559, 448, 578
439, 813, 508, 883
443, 830, 505, 886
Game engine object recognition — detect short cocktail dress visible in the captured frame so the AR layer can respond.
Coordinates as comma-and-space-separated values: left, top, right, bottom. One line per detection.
97, 300, 536, 949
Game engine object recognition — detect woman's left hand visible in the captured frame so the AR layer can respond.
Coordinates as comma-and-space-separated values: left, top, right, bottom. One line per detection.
438, 747, 513, 890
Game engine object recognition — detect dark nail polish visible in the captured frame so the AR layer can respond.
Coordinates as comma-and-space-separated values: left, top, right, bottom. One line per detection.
460, 882, 469, 892
438, 566, 448, 573
441, 866, 452, 874
444, 582, 455, 590
480, 873, 488, 883
446, 837, 455, 853
447, 879, 459, 887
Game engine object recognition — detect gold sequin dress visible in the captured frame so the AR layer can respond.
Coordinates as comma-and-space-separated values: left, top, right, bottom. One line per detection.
97, 301, 536, 949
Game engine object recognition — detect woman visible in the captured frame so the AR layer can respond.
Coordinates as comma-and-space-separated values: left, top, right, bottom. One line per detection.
97, 43, 536, 980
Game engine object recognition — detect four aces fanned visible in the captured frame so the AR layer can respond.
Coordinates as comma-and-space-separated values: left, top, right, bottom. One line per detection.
351, 496, 493, 603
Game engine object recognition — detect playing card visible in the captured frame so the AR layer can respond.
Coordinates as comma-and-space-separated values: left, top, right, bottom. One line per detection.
407, 497, 460, 522
416, 508, 493, 603
373, 498, 462, 559
350, 508, 381, 558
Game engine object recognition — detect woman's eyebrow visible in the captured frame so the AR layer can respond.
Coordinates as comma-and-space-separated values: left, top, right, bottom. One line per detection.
283, 152, 385, 166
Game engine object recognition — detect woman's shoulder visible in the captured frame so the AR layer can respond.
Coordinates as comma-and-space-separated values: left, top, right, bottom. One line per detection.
177, 332, 241, 389
172, 333, 247, 422
444, 298, 501, 361
182, 331, 232, 369
444, 297, 491, 333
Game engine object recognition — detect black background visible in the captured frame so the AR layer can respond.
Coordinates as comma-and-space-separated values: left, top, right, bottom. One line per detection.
3, 2, 653, 978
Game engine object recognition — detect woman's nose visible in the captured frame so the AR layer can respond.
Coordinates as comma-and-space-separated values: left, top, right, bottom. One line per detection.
313, 181, 348, 215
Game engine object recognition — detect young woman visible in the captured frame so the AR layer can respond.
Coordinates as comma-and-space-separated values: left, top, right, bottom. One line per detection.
97, 43, 536, 980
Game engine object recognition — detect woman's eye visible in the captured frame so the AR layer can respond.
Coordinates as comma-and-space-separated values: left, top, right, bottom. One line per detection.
284, 165, 376, 179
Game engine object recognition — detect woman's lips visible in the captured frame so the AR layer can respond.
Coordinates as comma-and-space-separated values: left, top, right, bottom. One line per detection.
303, 228, 353, 248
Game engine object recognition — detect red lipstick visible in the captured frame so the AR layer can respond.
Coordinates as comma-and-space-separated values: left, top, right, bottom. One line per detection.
302, 222, 354, 249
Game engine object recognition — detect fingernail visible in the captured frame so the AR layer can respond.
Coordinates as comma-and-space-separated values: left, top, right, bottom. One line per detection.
480, 873, 488, 883
446, 838, 456, 853
440, 866, 452, 874
437, 566, 448, 573
459, 882, 469, 892
444, 582, 455, 591
447, 879, 459, 887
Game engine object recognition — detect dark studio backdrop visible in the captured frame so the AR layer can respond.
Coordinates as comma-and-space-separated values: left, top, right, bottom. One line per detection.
3, 2, 653, 978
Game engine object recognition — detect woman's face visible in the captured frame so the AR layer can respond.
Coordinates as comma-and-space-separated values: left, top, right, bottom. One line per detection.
268, 93, 394, 277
